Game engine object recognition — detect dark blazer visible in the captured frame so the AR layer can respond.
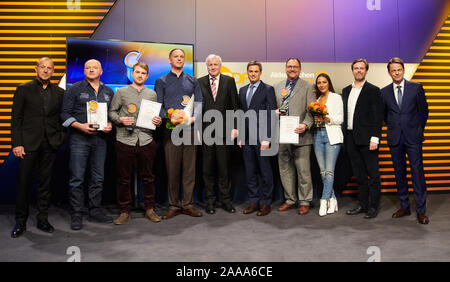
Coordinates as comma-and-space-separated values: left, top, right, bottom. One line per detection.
342, 81, 383, 146
12, 79, 66, 151
238, 81, 277, 143
381, 80, 428, 146
198, 74, 239, 139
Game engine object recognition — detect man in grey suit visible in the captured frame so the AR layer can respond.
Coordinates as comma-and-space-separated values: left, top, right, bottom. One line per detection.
274, 58, 315, 215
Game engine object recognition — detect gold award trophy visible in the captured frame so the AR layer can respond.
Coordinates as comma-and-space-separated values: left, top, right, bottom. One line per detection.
88, 100, 100, 129
279, 88, 289, 115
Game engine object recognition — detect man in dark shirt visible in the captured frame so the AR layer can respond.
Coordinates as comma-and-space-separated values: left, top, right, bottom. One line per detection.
61, 59, 114, 230
155, 48, 203, 219
11, 57, 66, 238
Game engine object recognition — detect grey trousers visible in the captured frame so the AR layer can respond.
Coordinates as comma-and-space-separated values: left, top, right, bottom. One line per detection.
278, 144, 313, 206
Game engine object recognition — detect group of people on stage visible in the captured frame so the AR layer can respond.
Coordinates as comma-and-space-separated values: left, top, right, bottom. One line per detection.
10, 48, 430, 238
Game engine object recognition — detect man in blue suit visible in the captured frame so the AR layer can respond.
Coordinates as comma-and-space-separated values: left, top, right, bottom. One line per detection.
381, 57, 429, 224
237, 61, 277, 216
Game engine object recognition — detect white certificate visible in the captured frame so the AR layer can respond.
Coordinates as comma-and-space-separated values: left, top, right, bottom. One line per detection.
86, 102, 108, 131
184, 94, 194, 117
279, 116, 299, 144
136, 99, 162, 130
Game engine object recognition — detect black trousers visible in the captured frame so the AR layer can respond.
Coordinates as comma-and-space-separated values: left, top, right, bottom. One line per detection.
346, 131, 381, 210
15, 139, 56, 225
202, 143, 232, 206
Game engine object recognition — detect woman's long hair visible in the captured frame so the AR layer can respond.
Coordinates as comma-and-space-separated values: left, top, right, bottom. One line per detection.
314, 73, 335, 99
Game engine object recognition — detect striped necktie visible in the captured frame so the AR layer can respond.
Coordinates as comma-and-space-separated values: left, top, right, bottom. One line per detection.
211, 77, 217, 101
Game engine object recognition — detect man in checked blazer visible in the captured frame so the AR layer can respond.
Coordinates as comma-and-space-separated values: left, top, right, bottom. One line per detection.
273, 58, 316, 215
198, 54, 239, 215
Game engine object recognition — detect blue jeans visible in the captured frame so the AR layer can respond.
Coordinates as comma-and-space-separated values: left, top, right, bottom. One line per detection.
69, 132, 107, 216
313, 128, 341, 200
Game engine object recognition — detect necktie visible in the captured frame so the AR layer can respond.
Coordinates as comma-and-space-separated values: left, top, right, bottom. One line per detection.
283, 81, 294, 115
247, 85, 255, 108
211, 77, 217, 101
397, 85, 403, 108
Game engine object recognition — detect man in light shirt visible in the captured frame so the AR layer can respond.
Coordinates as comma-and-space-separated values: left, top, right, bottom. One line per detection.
108, 62, 162, 225
342, 59, 383, 219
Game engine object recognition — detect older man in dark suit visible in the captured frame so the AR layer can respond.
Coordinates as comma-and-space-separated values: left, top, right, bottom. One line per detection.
198, 54, 239, 214
11, 57, 66, 238
381, 57, 429, 224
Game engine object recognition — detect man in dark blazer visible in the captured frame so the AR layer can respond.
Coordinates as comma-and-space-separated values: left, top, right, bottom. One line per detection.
11, 57, 66, 238
198, 54, 239, 214
381, 57, 429, 224
238, 61, 277, 216
342, 59, 383, 219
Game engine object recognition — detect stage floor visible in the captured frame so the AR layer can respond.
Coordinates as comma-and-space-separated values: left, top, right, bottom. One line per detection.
1, 194, 449, 262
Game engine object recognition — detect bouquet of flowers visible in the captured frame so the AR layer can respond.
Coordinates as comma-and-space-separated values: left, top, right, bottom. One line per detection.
308, 102, 328, 126
165, 108, 188, 129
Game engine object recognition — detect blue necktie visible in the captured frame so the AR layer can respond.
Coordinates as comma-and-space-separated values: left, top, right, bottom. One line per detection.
397, 85, 403, 108
283, 81, 294, 115
247, 85, 255, 108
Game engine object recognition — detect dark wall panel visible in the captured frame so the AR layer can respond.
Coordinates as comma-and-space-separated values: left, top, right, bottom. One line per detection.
94, 0, 125, 40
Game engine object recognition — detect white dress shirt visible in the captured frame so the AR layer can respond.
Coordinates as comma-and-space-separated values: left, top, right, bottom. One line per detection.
347, 80, 378, 144
347, 80, 365, 130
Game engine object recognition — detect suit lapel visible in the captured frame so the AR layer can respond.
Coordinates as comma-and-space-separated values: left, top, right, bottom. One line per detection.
202, 76, 214, 102
241, 84, 249, 111
217, 75, 225, 100
354, 82, 367, 110
33, 81, 45, 112
249, 82, 263, 109
387, 83, 400, 112
289, 79, 302, 100
402, 80, 413, 112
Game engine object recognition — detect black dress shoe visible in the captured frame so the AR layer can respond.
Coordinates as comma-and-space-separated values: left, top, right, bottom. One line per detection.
223, 203, 236, 213
37, 220, 54, 233
88, 212, 113, 223
71, 215, 83, 231
11, 224, 26, 238
364, 208, 378, 219
205, 205, 216, 214
346, 206, 368, 215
